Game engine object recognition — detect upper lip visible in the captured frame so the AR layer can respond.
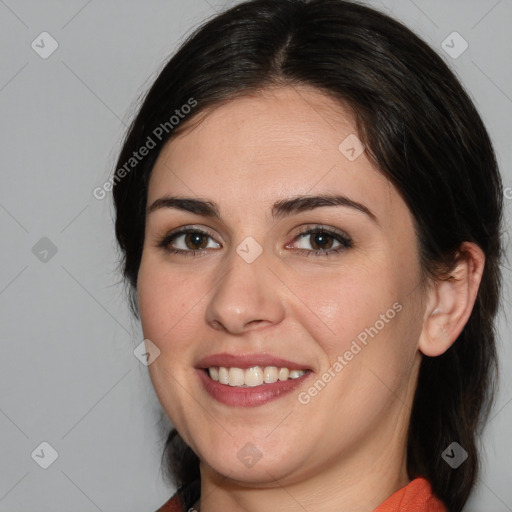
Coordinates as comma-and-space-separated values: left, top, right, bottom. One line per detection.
196, 352, 311, 370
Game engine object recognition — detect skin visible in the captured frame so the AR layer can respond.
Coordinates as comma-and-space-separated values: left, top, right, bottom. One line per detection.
137, 86, 485, 512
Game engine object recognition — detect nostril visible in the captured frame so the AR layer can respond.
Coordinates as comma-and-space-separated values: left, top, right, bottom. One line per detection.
247, 319, 265, 325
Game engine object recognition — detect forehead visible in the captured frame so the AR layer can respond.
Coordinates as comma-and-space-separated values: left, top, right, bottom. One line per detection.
147, 86, 404, 225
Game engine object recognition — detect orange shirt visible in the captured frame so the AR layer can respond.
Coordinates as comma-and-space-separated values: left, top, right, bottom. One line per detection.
374, 477, 447, 512
156, 476, 448, 512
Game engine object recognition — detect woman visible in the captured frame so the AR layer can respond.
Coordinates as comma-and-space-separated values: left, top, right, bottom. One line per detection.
112, 1, 504, 510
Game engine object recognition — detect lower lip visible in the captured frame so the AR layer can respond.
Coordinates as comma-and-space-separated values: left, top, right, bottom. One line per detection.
196, 369, 312, 407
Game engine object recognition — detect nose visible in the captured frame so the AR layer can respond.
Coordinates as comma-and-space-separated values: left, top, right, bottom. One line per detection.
205, 248, 285, 334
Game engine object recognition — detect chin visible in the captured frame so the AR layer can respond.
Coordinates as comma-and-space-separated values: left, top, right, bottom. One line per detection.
197, 435, 312, 486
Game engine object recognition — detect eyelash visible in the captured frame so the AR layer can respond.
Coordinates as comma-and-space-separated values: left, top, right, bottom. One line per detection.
156, 225, 353, 258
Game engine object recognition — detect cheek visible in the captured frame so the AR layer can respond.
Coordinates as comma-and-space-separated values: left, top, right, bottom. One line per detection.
136, 257, 205, 427
137, 255, 203, 342
289, 259, 421, 409
284, 261, 406, 356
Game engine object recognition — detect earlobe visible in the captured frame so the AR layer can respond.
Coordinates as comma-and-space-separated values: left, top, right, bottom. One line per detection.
418, 242, 485, 357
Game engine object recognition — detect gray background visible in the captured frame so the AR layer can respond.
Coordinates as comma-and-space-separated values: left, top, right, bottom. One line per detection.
1, 0, 511, 510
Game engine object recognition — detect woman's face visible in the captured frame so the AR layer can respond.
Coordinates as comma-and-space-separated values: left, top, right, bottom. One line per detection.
137, 86, 428, 487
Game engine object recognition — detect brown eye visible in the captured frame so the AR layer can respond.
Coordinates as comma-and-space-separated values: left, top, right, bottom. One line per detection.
309, 232, 335, 251
184, 232, 209, 250
288, 226, 353, 257
158, 228, 221, 255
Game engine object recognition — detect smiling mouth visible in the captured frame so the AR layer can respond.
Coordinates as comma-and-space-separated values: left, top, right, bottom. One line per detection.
204, 366, 311, 387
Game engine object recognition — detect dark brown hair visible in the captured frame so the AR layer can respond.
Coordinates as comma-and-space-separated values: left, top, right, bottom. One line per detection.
112, 1, 504, 510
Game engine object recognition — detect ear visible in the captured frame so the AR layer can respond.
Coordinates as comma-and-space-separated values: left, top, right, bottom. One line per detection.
418, 242, 485, 357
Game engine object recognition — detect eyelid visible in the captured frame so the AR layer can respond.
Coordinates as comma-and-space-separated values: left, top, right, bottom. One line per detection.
159, 225, 221, 241
288, 223, 349, 239
287, 223, 351, 244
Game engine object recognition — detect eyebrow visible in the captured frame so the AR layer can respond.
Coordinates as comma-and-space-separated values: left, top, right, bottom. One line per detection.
147, 194, 378, 223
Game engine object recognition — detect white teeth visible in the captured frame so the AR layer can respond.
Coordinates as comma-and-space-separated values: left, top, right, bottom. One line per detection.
228, 367, 245, 386
218, 367, 229, 385
207, 366, 306, 387
278, 367, 290, 381
244, 366, 264, 386
263, 366, 278, 383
